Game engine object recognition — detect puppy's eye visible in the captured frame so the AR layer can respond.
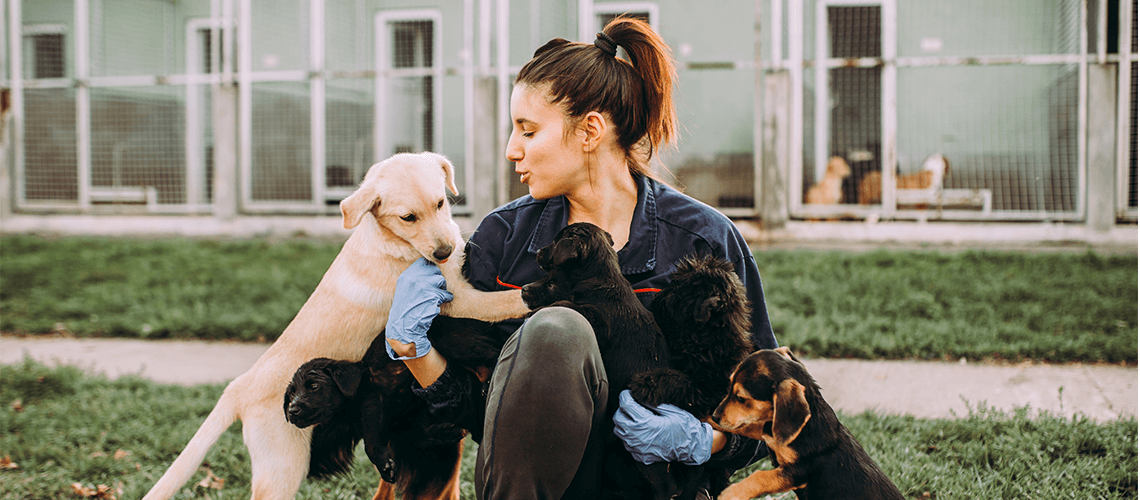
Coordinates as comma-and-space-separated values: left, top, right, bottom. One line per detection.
308, 383, 319, 391
400, 213, 417, 223
437, 199, 445, 210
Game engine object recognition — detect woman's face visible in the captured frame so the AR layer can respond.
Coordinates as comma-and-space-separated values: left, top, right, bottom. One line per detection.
505, 85, 588, 200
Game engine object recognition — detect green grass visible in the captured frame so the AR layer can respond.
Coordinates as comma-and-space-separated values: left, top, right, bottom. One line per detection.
756, 250, 1138, 363
1, 359, 1134, 499
0, 236, 337, 342
1, 234, 1136, 363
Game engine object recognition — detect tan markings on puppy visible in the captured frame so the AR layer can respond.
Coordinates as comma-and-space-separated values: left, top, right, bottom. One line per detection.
712, 382, 771, 440
718, 467, 801, 500
371, 480, 396, 500
766, 378, 810, 465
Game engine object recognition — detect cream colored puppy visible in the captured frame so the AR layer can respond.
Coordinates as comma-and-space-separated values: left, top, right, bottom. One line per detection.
142, 152, 529, 500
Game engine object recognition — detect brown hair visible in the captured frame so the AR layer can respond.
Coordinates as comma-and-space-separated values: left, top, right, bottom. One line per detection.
515, 17, 678, 177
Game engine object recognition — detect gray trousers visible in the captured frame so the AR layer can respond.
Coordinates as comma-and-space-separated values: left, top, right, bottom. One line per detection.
475, 307, 610, 500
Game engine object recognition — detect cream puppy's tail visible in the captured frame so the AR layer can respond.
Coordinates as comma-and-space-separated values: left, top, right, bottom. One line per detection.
142, 395, 238, 500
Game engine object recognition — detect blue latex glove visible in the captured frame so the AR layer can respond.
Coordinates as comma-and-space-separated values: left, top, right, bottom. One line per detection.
612, 389, 714, 466
384, 258, 453, 360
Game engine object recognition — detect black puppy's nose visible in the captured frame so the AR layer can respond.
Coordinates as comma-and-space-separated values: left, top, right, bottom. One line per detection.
287, 404, 301, 416
433, 243, 454, 262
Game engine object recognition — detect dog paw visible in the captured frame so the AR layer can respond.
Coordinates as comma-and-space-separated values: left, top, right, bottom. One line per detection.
718, 482, 754, 500
379, 458, 398, 483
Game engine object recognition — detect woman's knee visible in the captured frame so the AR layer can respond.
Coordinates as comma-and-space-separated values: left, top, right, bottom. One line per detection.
519, 307, 597, 355
515, 305, 601, 371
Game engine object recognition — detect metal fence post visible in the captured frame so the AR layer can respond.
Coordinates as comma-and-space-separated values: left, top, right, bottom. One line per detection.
760, 70, 790, 228
1087, 64, 1118, 230
212, 83, 239, 219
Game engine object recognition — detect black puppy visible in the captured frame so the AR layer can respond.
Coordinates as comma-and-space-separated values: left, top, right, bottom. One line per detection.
284, 316, 508, 500
520, 222, 672, 499
629, 253, 755, 500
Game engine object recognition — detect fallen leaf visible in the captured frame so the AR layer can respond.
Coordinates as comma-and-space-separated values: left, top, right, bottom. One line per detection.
112, 450, 131, 461
69, 483, 119, 499
71, 483, 95, 497
0, 456, 18, 469
89, 451, 106, 459
195, 469, 225, 490
10, 399, 23, 412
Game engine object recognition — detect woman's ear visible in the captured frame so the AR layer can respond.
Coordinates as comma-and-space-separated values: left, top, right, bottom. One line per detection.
581, 111, 607, 152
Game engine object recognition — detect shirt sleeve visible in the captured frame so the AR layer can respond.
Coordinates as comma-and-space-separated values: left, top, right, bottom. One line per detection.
719, 224, 777, 350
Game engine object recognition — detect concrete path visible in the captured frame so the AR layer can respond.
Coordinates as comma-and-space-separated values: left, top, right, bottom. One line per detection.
1, 335, 1135, 422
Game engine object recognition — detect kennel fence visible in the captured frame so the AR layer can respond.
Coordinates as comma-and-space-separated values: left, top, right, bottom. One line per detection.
3, 0, 1137, 225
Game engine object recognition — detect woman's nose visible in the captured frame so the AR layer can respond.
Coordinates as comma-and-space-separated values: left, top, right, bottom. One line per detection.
505, 134, 523, 162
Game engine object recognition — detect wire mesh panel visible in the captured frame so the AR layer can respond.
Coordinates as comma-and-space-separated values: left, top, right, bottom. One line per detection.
89, 87, 188, 206
1128, 0, 1138, 213
1130, 57, 1137, 209
827, 5, 880, 207
22, 88, 78, 203
324, 1, 375, 202
250, 83, 312, 202
325, 80, 374, 194
24, 33, 66, 79
89, 0, 181, 78
895, 64, 1080, 213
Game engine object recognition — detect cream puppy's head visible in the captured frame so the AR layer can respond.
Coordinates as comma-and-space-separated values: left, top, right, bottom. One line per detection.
340, 152, 461, 264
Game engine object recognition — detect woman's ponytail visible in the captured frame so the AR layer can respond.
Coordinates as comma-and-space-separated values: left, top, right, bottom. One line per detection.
515, 17, 678, 175
602, 17, 678, 158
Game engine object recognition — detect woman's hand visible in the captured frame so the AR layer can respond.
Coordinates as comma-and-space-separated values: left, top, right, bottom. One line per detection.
612, 389, 717, 465
385, 258, 453, 360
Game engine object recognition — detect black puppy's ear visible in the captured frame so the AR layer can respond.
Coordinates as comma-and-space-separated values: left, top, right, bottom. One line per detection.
326, 362, 363, 397
536, 245, 553, 271
694, 296, 721, 323
772, 378, 810, 446
774, 346, 804, 366
549, 236, 585, 269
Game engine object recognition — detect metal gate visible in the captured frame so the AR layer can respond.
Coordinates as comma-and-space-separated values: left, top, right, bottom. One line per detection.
777, 0, 1137, 222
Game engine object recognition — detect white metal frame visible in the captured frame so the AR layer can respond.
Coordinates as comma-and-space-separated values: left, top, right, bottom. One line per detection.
185, 17, 233, 207
593, 2, 660, 33
374, 9, 444, 172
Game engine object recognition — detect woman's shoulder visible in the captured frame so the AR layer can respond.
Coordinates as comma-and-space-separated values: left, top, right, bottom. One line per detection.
649, 178, 738, 234
474, 195, 546, 233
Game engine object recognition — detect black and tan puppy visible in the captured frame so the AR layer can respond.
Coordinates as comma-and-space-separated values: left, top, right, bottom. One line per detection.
284, 316, 509, 500
712, 348, 905, 500
628, 253, 755, 500
520, 222, 671, 498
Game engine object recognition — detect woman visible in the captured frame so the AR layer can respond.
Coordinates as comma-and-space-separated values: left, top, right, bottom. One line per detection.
384, 17, 778, 499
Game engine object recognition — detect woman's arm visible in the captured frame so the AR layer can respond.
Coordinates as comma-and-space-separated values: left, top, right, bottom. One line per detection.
388, 339, 448, 387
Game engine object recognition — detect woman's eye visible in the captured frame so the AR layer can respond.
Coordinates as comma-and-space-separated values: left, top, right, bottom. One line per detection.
401, 214, 417, 222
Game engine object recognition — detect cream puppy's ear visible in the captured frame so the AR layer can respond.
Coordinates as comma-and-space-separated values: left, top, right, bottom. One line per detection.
340, 184, 379, 229
426, 152, 459, 196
